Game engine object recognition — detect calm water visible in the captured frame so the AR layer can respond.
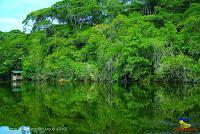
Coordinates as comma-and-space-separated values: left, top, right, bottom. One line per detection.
0, 82, 200, 134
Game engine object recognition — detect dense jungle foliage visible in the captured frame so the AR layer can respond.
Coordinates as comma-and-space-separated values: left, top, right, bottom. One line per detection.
0, 0, 200, 82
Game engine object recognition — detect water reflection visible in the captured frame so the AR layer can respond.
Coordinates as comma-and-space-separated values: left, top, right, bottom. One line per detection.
0, 82, 199, 133
11, 81, 22, 92
0, 126, 30, 134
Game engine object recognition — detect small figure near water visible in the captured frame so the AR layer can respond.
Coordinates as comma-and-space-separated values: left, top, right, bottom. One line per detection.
179, 120, 191, 128
174, 117, 198, 133
58, 78, 70, 83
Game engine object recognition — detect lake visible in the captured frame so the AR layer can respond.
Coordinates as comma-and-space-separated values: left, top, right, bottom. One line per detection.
0, 82, 199, 133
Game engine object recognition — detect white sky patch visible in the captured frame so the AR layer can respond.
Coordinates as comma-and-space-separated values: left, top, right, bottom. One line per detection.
0, 0, 60, 32
0, 18, 23, 32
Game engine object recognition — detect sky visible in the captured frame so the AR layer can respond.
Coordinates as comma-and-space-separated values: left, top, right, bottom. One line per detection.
0, 0, 60, 32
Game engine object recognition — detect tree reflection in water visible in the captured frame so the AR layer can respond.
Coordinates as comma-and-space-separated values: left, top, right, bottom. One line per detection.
0, 82, 199, 133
